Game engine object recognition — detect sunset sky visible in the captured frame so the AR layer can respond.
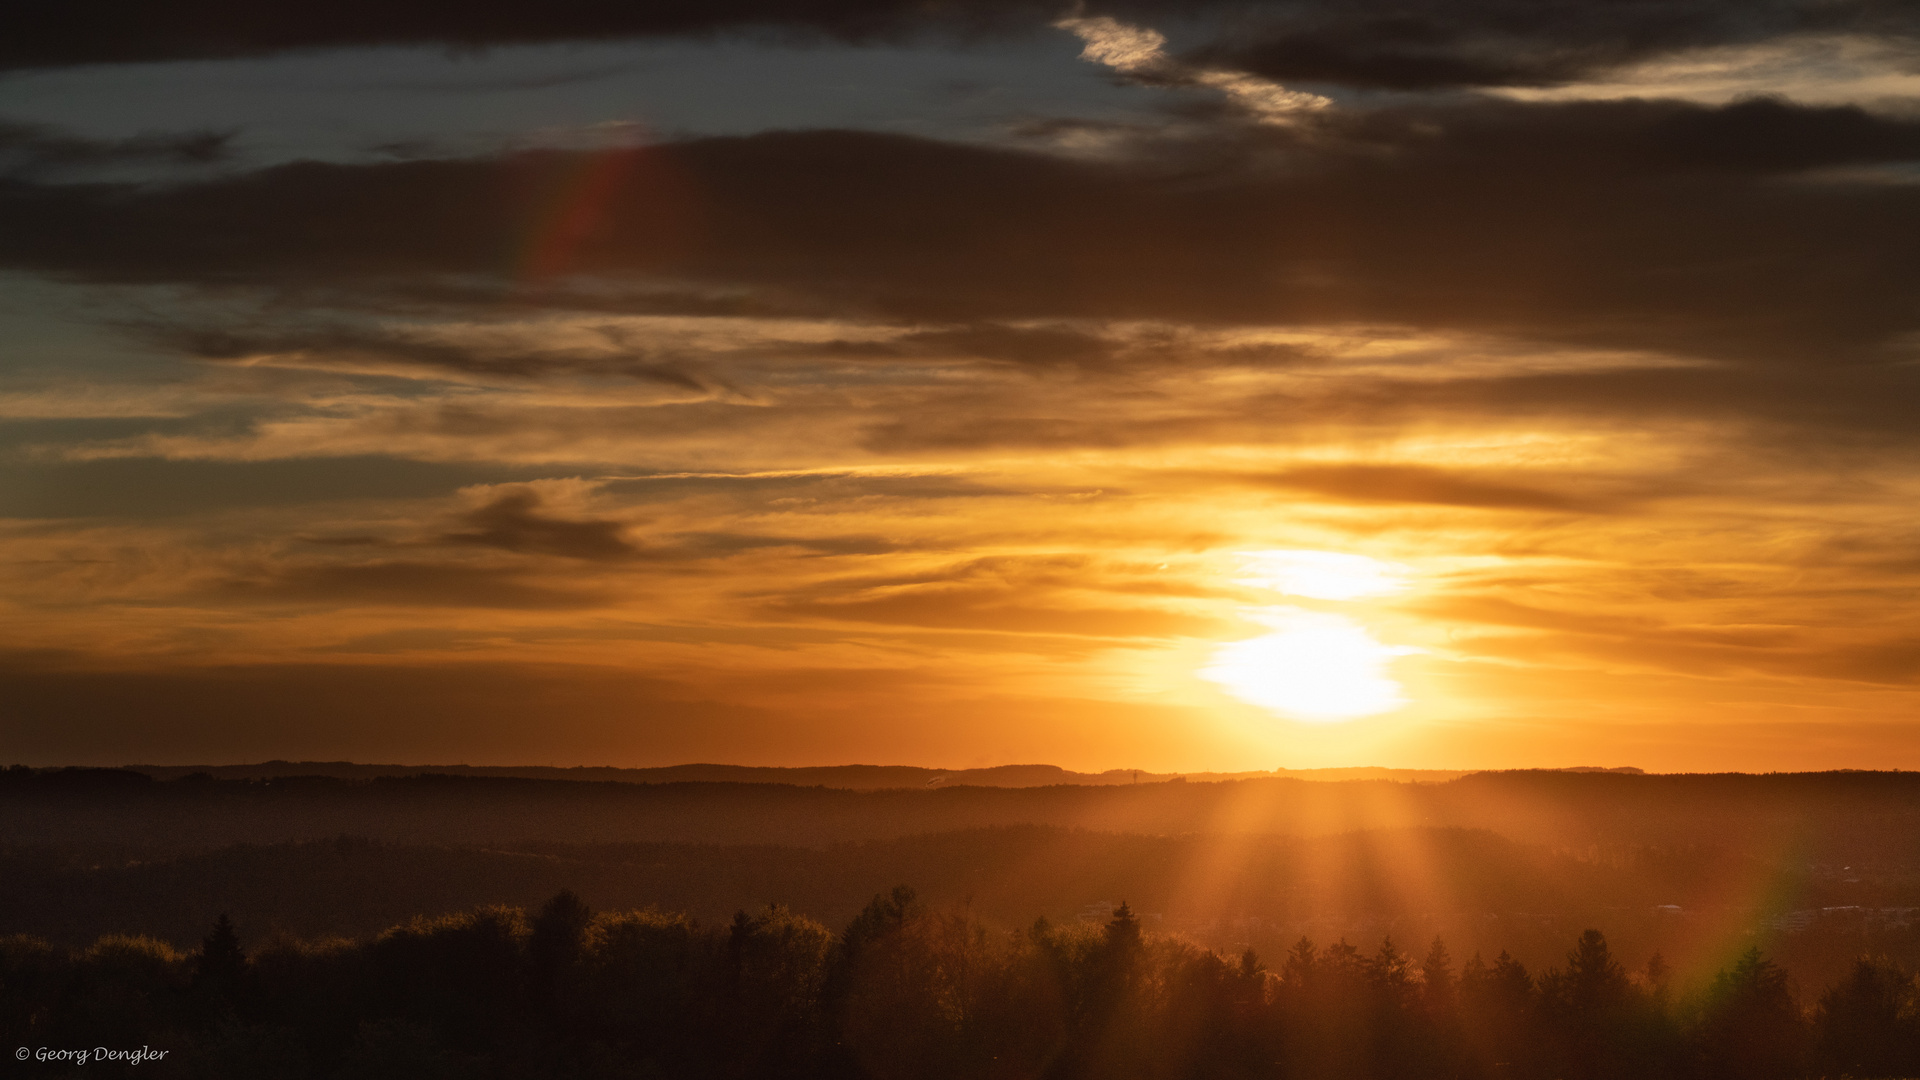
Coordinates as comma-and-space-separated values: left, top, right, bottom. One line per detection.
3, 0, 1918, 771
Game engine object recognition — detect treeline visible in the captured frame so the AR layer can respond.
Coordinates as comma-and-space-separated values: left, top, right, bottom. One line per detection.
9, 827, 1919, 999
4, 890, 1917, 1080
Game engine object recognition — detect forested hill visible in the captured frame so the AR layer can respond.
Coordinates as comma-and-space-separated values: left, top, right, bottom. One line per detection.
2, 767, 1915, 858
120, 762, 1486, 787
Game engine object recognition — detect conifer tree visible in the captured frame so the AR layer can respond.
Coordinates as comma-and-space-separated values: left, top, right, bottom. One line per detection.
1420, 937, 1456, 1013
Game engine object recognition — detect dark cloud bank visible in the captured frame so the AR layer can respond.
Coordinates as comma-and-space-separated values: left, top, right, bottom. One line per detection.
7, 103, 1920, 354
2, 0, 1054, 70
0, 121, 231, 177
9, 0, 1917, 92
5, 96, 1919, 441
1195, 0, 1920, 90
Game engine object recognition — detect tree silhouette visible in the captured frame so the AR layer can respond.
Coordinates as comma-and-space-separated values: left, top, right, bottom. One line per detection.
1279, 936, 1317, 989
1460, 949, 1536, 1078
1419, 936, 1455, 1015
1811, 956, 1920, 1079
527, 888, 591, 1002
191, 913, 246, 1021
1696, 946, 1803, 1079
1642, 951, 1672, 1006
1564, 928, 1630, 1014
1104, 901, 1142, 955
839, 885, 918, 968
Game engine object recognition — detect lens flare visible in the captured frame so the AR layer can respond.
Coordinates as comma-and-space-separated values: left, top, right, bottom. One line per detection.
1202, 608, 1410, 722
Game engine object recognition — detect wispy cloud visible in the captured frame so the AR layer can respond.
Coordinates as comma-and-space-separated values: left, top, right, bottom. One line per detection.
1055, 14, 1331, 121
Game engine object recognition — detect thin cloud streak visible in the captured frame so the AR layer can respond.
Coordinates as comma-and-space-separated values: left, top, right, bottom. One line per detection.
1055, 13, 1332, 121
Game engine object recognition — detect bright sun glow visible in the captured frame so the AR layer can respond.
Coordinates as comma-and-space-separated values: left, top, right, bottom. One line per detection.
1201, 608, 1411, 722
1233, 549, 1412, 600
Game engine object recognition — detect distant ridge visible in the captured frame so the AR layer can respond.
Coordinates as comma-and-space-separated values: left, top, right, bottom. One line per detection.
114, 762, 1641, 789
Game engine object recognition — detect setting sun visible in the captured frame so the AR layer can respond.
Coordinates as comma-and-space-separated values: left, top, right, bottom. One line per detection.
1201, 608, 1410, 722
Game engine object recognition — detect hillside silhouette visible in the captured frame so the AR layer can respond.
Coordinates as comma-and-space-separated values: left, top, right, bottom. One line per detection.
122, 762, 1489, 788
4, 767, 1914, 852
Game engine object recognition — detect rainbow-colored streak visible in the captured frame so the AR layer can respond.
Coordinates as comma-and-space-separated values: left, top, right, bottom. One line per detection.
1659, 813, 1819, 990
515, 145, 692, 286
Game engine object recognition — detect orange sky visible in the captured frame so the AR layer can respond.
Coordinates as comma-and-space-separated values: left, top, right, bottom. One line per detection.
2, 7, 1918, 770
